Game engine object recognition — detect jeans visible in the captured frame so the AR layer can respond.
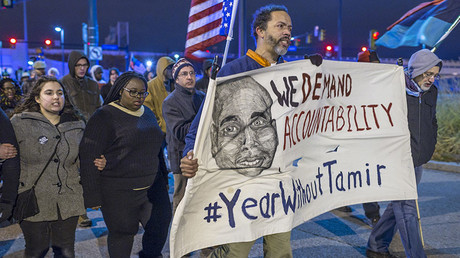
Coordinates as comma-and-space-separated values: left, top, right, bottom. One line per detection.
367, 166, 426, 258
20, 216, 79, 258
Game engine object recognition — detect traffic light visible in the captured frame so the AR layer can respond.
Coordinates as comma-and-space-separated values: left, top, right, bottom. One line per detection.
1, 0, 13, 8
306, 34, 312, 44
319, 29, 326, 41
9, 38, 17, 48
369, 29, 379, 50
44, 39, 52, 48
325, 44, 333, 57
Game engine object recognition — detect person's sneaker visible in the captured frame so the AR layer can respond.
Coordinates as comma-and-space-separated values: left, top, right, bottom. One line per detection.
78, 214, 92, 227
335, 206, 352, 212
366, 249, 397, 258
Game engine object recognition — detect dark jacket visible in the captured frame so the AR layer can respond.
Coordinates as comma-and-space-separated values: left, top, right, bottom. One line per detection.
61, 51, 102, 121
195, 75, 209, 93
0, 108, 20, 207
405, 76, 438, 167
162, 85, 205, 174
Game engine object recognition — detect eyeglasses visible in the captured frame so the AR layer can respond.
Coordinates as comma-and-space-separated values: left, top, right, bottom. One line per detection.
423, 72, 440, 80
75, 63, 89, 69
178, 71, 196, 77
123, 88, 149, 98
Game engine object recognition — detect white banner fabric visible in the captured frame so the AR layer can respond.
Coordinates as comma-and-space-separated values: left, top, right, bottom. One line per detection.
170, 60, 417, 257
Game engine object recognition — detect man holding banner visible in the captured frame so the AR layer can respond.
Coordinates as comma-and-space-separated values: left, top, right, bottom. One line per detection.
179, 4, 322, 257
366, 49, 442, 258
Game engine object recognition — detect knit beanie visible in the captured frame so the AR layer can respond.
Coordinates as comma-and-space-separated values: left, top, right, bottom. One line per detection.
408, 49, 442, 79
172, 58, 194, 80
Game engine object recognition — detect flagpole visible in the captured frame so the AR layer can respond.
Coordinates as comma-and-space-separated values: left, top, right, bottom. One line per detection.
431, 15, 460, 52
222, 0, 239, 66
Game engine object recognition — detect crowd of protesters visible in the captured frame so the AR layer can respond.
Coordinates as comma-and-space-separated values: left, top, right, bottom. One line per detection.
0, 3, 445, 258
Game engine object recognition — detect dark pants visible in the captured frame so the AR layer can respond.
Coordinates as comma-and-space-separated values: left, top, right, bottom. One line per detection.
140, 172, 172, 258
19, 216, 79, 258
101, 174, 171, 258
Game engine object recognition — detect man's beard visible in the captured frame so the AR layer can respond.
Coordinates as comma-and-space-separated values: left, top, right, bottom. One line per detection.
267, 34, 288, 56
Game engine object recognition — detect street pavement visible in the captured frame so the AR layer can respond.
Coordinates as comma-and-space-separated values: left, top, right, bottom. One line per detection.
1, 167, 459, 258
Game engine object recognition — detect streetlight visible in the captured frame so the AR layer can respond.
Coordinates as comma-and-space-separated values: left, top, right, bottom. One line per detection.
55, 26, 65, 77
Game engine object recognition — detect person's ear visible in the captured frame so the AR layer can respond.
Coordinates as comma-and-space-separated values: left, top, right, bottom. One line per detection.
35, 96, 40, 104
256, 26, 265, 39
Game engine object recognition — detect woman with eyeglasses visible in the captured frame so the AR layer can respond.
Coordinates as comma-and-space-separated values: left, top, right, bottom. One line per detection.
79, 71, 171, 258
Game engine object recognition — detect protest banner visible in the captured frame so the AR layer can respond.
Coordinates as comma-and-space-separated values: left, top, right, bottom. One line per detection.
170, 60, 417, 257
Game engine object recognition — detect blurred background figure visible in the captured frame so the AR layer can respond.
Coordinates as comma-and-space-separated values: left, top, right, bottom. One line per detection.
144, 70, 155, 82
0, 78, 23, 117
47, 67, 60, 78
22, 60, 47, 97
100, 68, 120, 101
19, 72, 30, 87
90, 65, 107, 89
195, 59, 214, 93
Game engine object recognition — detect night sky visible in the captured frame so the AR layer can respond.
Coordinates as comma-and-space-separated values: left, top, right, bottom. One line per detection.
1, 0, 459, 61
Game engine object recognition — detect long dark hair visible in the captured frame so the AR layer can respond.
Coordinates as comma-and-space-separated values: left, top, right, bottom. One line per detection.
13, 76, 84, 121
104, 71, 147, 105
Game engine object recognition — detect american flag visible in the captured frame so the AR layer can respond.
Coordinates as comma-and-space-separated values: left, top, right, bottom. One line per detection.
185, 0, 235, 60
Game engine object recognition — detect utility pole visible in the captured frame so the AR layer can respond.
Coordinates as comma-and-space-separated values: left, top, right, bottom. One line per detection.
88, 0, 100, 65
23, 0, 29, 67
337, 0, 342, 60
238, 0, 246, 58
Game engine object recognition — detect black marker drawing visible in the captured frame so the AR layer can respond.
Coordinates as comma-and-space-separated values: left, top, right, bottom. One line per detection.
211, 76, 278, 177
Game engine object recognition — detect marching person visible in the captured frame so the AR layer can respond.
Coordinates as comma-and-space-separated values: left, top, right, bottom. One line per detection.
180, 4, 322, 257
162, 58, 205, 214
79, 72, 171, 258
0, 108, 20, 224
10, 76, 105, 257
366, 49, 442, 258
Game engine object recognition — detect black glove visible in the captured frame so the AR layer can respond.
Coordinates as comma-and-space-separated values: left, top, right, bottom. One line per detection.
0, 202, 13, 222
305, 53, 323, 67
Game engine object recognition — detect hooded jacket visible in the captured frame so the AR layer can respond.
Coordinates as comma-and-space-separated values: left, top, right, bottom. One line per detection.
89, 65, 107, 86
144, 57, 175, 133
11, 112, 86, 222
61, 51, 102, 121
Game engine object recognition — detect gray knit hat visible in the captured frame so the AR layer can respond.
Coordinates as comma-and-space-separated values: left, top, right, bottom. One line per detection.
408, 49, 442, 79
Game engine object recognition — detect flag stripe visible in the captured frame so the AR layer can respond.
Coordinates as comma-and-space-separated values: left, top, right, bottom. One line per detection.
185, 0, 234, 60
186, 26, 222, 48
187, 19, 223, 40
188, 8, 223, 32
185, 35, 226, 56
189, 2, 223, 23
387, 0, 445, 30
189, 0, 222, 17
376, 0, 460, 48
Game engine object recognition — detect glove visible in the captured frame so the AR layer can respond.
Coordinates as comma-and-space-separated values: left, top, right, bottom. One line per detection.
305, 53, 323, 67
0, 202, 13, 222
